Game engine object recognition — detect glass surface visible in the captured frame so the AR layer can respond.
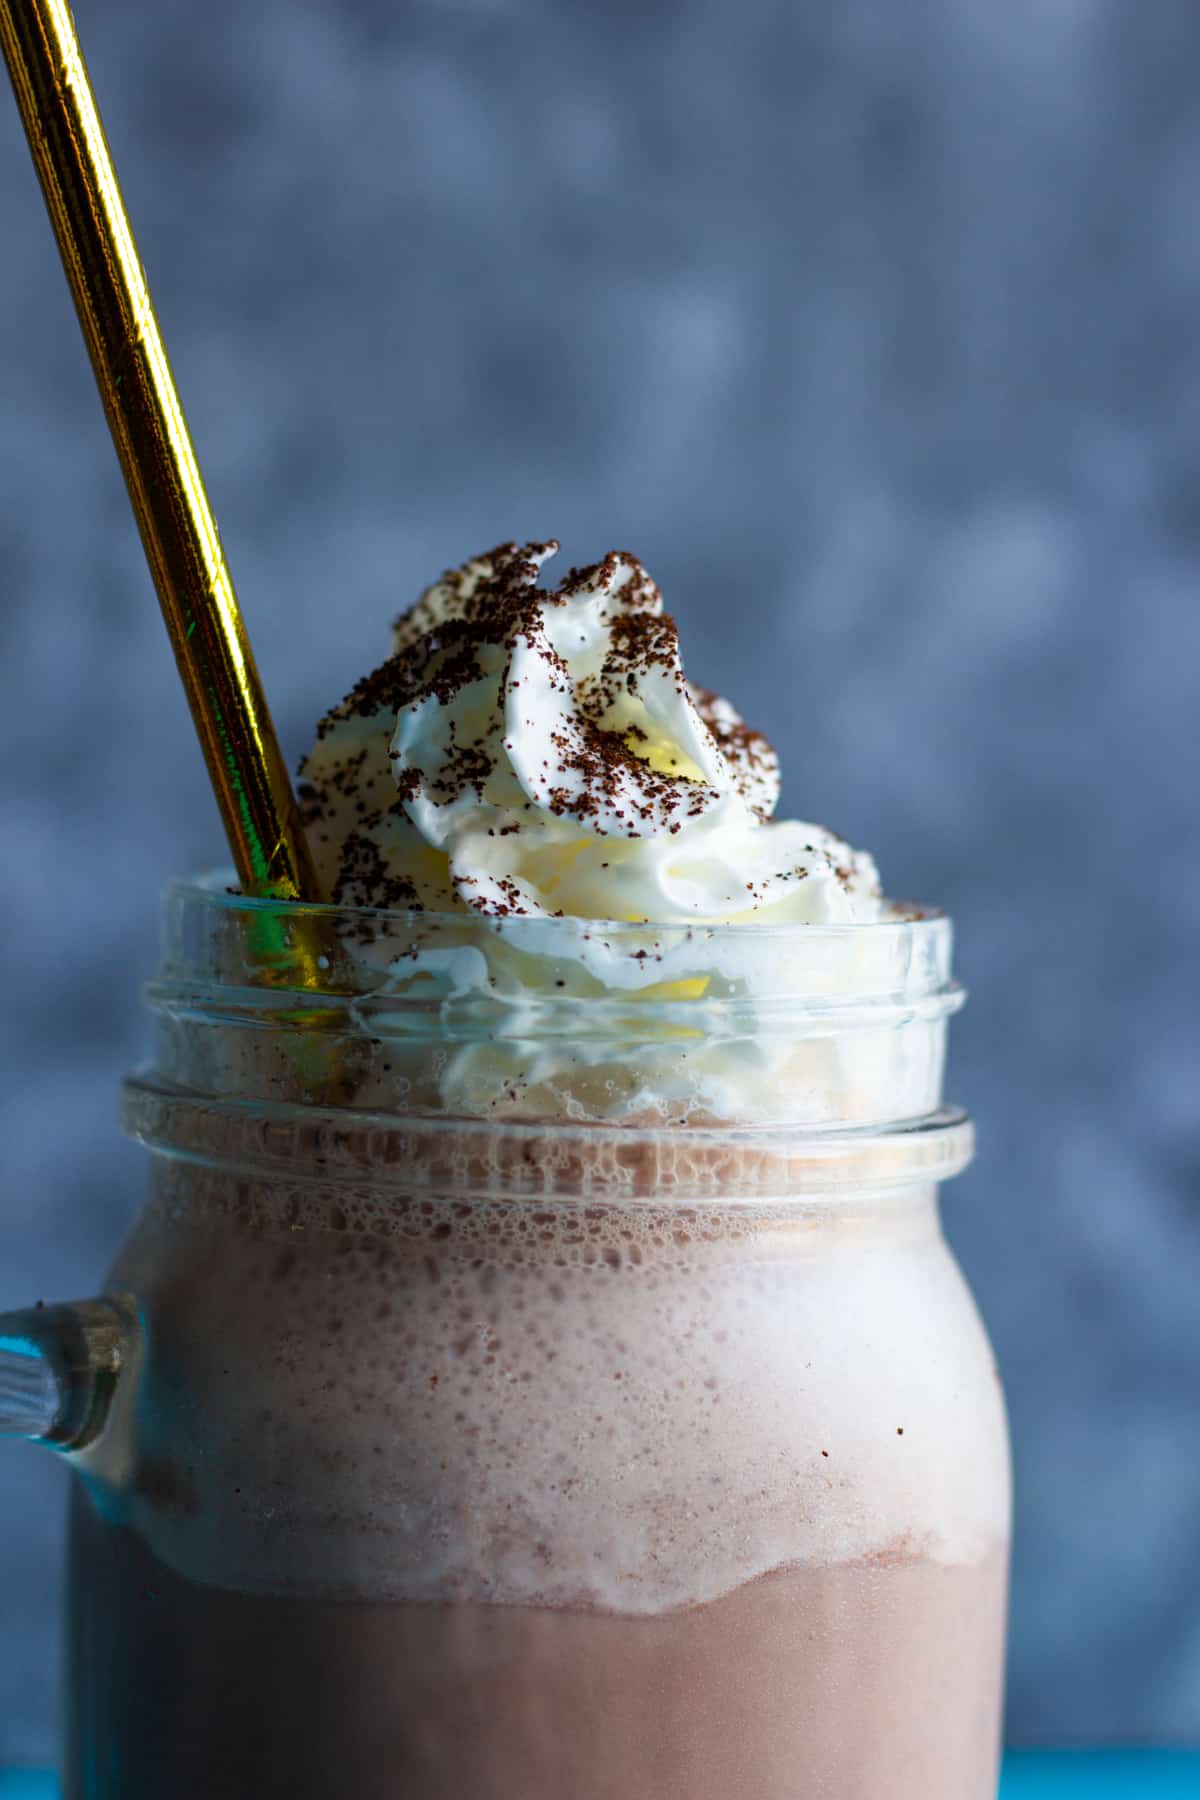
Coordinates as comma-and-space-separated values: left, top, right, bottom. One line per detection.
1001, 1752, 1200, 1797
0, 1302, 137, 1449
11, 1755, 1200, 1800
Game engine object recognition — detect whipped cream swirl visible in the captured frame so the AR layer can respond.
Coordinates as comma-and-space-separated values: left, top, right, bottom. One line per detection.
299, 542, 882, 924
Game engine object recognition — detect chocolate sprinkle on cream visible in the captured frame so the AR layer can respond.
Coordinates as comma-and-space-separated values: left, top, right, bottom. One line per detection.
297, 542, 883, 924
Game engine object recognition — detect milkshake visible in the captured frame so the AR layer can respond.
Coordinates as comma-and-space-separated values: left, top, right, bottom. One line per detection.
64, 542, 1009, 1797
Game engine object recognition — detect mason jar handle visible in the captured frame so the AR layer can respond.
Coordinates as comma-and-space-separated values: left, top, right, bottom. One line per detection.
0, 1296, 138, 1450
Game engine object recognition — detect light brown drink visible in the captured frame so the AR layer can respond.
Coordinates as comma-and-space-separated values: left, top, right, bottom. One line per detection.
68, 1489, 1005, 1800
64, 1103, 1009, 1799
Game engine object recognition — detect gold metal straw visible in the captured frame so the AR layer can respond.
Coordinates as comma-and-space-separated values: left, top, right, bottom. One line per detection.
1, 0, 319, 903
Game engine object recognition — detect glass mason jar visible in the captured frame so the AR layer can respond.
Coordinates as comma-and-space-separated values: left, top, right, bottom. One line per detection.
0, 877, 1010, 1800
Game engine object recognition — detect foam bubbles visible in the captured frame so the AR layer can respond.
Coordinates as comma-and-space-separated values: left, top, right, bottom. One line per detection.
84, 1121, 1010, 1614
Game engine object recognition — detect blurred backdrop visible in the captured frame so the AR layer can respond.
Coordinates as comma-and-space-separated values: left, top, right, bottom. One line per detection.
1, 0, 1198, 1764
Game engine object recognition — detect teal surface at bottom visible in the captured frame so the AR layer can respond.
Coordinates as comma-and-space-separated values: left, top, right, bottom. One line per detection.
1000, 1750, 1200, 1795
3, 1754, 1199, 1797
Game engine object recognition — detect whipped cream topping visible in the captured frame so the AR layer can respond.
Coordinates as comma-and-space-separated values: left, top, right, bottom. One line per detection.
299, 542, 882, 925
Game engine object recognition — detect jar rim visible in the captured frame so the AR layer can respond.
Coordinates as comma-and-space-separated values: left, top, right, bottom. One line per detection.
122, 1079, 975, 1200
146, 872, 965, 1141
167, 869, 946, 937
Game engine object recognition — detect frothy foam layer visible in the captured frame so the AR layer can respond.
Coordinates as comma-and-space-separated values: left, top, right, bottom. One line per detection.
89, 1128, 1009, 1613
297, 541, 882, 926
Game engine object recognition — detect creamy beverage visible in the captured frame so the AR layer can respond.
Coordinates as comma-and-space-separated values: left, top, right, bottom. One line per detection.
70, 1138, 1007, 1800
64, 541, 1009, 1797
70, 1513, 1005, 1800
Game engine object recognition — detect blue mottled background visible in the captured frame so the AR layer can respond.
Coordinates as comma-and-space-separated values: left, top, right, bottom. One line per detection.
1, 0, 1198, 1764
